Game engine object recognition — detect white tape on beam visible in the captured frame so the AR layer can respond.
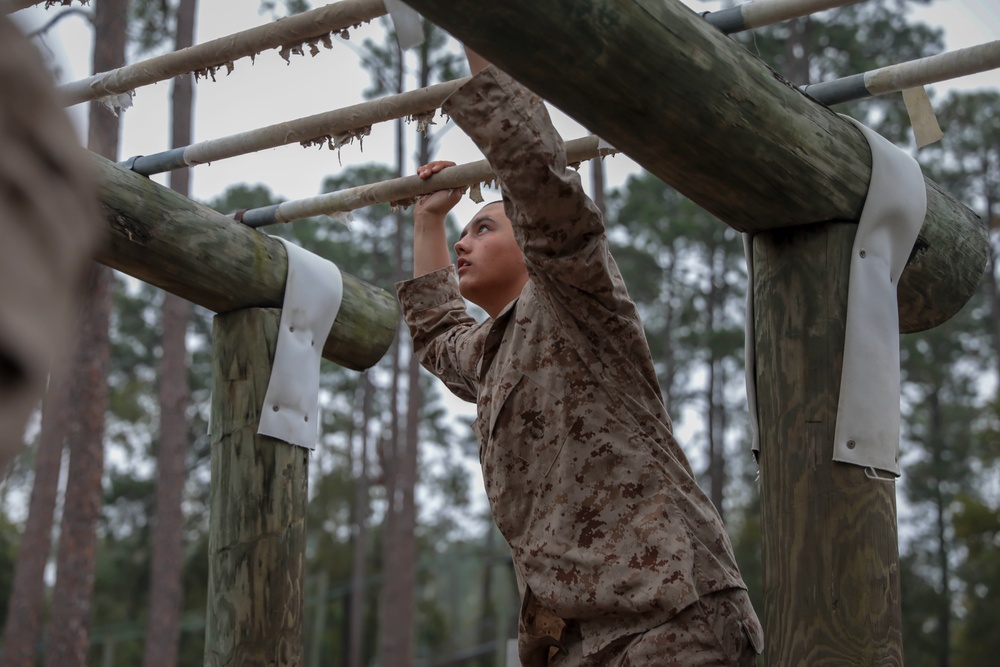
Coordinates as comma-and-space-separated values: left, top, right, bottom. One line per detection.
258, 238, 344, 450
832, 118, 925, 477
902, 86, 944, 148
744, 119, 925, 478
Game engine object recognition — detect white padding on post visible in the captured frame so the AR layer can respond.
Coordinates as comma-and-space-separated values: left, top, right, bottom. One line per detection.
833, 118, 926, 476
258, 238, 343, 450
384, 0, 424, 51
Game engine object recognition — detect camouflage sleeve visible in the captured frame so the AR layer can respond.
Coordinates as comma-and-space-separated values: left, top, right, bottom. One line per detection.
0, 18, 102, 468
396, 267, 488, 403
442, 66, 618, 298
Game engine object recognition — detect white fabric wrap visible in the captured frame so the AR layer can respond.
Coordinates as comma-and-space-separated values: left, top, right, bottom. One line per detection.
384, 0, 424, 51
833, 118, 925, 475
257, 238, 344, 450
744, 119, 926, 478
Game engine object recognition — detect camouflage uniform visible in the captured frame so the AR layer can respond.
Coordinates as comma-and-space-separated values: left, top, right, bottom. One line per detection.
0, 18, 102, 467
397, 67, 763, 665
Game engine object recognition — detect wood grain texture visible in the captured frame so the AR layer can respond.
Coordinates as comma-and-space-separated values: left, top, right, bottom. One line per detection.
91, 153, 398, 370
404, 0, 987, 332
206, 309, 307, 667
754, 225, 902, 666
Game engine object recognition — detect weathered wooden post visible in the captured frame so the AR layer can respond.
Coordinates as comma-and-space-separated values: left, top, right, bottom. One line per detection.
206, 308, 307, 667
753, 224, 902, 664
90, 148, 396, 664
400, 1, 989, 663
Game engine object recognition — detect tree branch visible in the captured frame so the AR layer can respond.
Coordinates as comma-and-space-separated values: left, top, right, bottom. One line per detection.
27, 6, 93, 38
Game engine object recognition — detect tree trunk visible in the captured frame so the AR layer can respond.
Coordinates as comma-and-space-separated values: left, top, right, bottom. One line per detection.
928, 392, 952, 667
590, 156, 606, 215
143, 2, 197, 666
0, 361, 72, 667
379, 45, 414, 667
783, 17, 812, 86
348, 371, 373, 667
43, 2, 124, 664
982, 189, 1000, 376
44, 264, 113, 667
660, 250, 679, 416
754, 223, 902, 665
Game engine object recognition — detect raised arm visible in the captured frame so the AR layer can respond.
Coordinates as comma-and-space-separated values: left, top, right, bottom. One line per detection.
443, 50, 618, 305
412, 160, 462, 278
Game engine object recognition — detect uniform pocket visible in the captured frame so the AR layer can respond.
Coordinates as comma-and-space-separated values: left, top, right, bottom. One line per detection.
487, 361, 571, 477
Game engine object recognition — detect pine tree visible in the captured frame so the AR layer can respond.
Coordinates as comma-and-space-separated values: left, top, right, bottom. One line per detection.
143, 1, 197, 665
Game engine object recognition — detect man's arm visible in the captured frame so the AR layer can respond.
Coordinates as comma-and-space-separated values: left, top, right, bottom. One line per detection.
442, 55, 617, 305
396, 160, 482, 403
412, 160, 462, 278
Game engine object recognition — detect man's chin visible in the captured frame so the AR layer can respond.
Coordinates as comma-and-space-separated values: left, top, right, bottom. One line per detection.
457, 281, 480, 307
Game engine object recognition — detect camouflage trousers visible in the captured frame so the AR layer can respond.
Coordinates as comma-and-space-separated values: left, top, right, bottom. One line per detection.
548, 589, 763, 667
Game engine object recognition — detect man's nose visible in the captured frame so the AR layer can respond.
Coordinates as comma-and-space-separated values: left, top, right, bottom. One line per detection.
454, 237, 468, 255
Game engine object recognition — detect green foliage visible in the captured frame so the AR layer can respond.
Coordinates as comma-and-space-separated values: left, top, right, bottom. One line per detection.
732, 0, 944, 141
607, 169, 748, 516
129, 0, 173, 55
0, 513, 19, 631
920, 90, 1000, 210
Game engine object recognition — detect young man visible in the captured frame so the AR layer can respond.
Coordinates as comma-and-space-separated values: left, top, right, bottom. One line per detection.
397, 49, 763, 666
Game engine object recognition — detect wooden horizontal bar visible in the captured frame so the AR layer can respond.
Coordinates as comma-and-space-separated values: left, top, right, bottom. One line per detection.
804, 40, 1000, 105
59, 0, 387, 106
126, 77, 469, 175
239, 136, 612, 226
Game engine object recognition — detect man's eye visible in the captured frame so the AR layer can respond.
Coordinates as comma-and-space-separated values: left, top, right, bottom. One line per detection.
478, 224, 489, 234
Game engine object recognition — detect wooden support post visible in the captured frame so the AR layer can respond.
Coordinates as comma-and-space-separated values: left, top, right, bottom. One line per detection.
753, 224, 902, 665
91, 153, 398, 371
206, 308, 307, 667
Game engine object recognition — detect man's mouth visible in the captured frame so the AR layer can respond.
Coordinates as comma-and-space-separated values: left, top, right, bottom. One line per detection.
456, 258, 470, 272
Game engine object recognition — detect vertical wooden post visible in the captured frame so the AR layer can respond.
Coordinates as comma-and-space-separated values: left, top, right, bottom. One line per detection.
754, 223, 902, 665
206, 308, 308, 667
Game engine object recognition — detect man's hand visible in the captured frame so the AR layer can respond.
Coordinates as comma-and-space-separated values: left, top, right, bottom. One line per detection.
412, 161, 461, 278
415, 161, 462, 220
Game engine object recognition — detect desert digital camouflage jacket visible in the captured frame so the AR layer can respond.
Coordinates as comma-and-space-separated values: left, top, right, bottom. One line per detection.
397, 66, 753, 662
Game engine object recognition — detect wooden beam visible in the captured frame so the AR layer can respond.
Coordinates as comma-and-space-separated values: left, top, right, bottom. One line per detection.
754, 224, 902, 665
91, 152, 398, 371
404, 0, 988, 333
206, 308, 306, 667
59, 0, 387, 106
240, 135, 611, 226
127, 77, 469, 176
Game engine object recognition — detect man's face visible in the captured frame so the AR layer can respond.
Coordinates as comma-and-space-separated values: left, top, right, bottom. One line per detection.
453, 202, 528, 314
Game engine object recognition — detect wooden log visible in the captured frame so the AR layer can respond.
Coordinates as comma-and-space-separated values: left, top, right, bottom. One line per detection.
206, 308, 307, 667
404, 0, 988, 333
59, 0, 388, 106
128, 77, 470, 175
90, 152, 398, 371
240, 135, 611, 226
754, 224, 902, 666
